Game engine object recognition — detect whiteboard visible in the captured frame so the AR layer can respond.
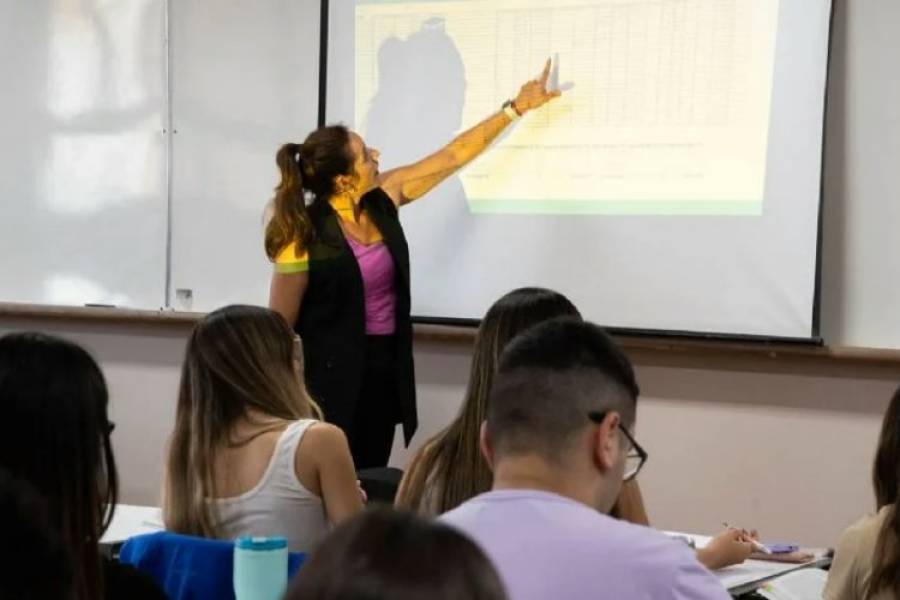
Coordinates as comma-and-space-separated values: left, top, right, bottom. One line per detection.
4, 0, 900, 352
167, 0, 321, 311
0, 0, 168, 309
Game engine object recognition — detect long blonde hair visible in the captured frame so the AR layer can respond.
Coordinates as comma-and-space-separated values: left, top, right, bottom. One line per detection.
164, 305, 321, 537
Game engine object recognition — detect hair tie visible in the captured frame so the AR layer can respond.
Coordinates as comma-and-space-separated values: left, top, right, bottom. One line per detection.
295, 146, 314, 177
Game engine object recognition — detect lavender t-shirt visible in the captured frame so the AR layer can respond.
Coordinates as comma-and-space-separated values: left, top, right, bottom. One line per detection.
441, 490, 730, 600
345, 235, 396, 335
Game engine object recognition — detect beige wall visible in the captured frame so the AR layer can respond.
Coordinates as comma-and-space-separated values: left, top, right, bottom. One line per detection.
406, 341, 896, 549
1, 317, 895, 549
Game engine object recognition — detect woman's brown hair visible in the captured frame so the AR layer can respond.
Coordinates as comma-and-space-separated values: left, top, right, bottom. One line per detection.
286, 507, 508, 600
867, 386, 900, 598
164, 305, 321, 537
0, 333, 118, 600
396, 288, 580, 514
265, 125, 353, 260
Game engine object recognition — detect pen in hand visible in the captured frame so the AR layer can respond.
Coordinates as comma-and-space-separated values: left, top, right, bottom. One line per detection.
722, 522, 772, 554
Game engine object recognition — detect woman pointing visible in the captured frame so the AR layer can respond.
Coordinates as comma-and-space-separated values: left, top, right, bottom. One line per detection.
267, 59, 561, 469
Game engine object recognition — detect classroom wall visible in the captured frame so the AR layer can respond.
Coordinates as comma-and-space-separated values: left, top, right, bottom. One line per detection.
820, 0, 900, 348
0, 316, 894, 549
0, 0, 898, 551
404, 341, 896, 549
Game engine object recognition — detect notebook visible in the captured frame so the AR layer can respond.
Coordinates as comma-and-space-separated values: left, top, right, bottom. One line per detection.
757, 568, 827, 600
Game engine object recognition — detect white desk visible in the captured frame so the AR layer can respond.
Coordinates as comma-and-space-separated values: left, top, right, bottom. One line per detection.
101, 504, 164, 545
669, 532, 831, 597
100, 508, 829, 597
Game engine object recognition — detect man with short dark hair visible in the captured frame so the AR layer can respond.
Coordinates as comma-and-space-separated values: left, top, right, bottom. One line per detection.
441, 319, 730, 600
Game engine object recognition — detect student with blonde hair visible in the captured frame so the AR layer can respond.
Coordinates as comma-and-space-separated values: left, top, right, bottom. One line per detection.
164, 305, 363, 552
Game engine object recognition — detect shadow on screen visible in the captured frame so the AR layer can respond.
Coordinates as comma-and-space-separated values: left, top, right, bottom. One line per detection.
362, 18, 476, 234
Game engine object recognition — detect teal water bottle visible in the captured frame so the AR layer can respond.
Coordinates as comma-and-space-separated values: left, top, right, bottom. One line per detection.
233, 536, 289, 600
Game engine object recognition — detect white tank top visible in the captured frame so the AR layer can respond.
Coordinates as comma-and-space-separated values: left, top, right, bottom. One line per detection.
213, 419, 328, 553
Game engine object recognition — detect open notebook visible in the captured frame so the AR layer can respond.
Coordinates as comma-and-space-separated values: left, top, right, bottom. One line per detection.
757, 568, 828, 600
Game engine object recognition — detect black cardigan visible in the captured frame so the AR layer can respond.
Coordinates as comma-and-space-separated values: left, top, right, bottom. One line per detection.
296, 188, 417, 444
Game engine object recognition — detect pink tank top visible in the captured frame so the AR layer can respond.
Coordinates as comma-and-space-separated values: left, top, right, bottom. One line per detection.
345, 235, 397, 335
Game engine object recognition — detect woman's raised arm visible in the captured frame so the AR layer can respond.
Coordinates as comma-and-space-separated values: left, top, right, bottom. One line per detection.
379, 58, 562, 206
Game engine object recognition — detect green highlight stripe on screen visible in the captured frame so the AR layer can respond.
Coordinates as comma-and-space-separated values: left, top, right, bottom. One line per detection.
465, 199, 763, 216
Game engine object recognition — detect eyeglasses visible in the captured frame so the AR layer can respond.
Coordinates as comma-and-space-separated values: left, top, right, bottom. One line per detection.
587, 411, 648, 481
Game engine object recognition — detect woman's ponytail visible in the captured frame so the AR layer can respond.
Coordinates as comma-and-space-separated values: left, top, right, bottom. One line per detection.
265, 143, 313, 260
264, 126, 353, 261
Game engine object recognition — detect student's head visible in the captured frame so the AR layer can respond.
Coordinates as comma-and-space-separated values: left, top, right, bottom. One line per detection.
396, 288, 580, 513
869, 386, 900, 598
266, 125, 381, 259
286, 507, 508, 600
470, 288, 583, 396
482, 319, 640, 513
164, 304, 320, 536
0, 469, 72, 600
0, 332, 118, 600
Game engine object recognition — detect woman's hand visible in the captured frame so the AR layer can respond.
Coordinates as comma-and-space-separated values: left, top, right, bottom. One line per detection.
512, 58, 563, 114
696, 528, 755, 571
379, 59, 564, 206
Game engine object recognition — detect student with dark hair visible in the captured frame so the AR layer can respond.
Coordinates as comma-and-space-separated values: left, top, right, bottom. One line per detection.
0, 332, 166, 600
398, 288, 749, 569
441, 319, 732, 600
395, 287, 587, 514
164, 305, 363, 553
825, 385, 900, 600
0, 469, 72, 600
285, 506, 507, 600
266, 61, 561, 469
396, 287, 652, 523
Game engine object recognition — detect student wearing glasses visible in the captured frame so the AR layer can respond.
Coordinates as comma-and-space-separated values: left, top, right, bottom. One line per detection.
440, 319, 732, 600
396, 288, 650, 523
